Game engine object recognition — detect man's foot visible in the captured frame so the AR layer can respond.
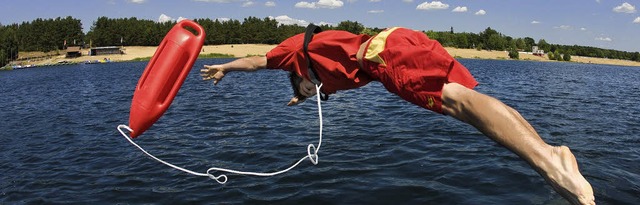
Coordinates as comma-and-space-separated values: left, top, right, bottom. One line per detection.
541, 146, 595, 205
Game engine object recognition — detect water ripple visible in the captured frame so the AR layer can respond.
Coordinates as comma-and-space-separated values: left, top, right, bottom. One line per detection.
0, 59, 638, 204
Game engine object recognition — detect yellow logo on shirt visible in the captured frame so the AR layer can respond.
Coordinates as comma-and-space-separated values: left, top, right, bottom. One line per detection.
426, 96, 435, 108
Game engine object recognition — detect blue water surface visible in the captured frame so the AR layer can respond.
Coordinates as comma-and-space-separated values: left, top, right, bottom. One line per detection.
0, 59, 638, 204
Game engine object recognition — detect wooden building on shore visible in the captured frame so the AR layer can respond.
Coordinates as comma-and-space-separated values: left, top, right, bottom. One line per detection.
89, 46, 123, 56
65, 46, 82, 58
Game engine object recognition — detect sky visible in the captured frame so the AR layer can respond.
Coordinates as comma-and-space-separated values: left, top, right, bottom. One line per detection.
1, 0, 639, 52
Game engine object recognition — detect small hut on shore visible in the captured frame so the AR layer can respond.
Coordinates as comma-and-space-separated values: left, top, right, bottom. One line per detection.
65, 46, 82, 58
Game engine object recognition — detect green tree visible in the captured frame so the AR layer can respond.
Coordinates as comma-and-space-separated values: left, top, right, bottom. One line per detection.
563, 53, 571, 61
538, 39, 550, 53
523, 37, 535, 52
631, 52, 640, 62
0, 24, 19, 66
480, 27, 499, 41
515, 38, 526, 51
361, 27, 379, 36
454, 33, 470, 49
335, 20, 364, 34
508, 48, 519, 59
240, 17, 264, 44
425, 30, 439, 41
486, 34, 506, 51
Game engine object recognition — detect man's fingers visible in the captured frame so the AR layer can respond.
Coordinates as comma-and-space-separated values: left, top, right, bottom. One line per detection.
201, 72, 215, 81
211, 72, 225, 85
201, 65, 225, 85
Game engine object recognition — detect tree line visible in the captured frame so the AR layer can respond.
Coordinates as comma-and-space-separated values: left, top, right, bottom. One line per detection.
88, 16, 367, 48
426, 27, 639, 62
2, 16, 639, 67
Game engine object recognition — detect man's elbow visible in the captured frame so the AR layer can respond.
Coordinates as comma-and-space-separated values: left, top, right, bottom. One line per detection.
246, 56, 267, 70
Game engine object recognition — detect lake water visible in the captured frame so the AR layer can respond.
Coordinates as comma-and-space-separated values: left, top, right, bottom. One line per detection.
1, 59, 638, 204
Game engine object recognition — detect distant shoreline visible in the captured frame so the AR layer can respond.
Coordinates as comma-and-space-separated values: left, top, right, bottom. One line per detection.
7, 44, 640, 69
444, 47, 640, 67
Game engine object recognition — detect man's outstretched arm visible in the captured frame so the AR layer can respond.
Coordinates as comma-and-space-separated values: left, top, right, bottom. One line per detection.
201, 56, 267, 85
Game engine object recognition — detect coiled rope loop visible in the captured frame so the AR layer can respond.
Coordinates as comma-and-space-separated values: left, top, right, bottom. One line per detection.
117, 84, 325, 184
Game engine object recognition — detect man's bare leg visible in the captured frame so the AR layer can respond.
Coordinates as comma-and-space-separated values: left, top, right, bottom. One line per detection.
440, 83, 595, 205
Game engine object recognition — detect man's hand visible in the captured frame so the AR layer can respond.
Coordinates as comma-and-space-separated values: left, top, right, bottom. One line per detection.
298, 77, 317, 97
200, 56, 267, 85
200, 65, 226, 85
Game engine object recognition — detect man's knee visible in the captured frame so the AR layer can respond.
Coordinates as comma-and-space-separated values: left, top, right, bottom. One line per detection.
441, 83, 475, 118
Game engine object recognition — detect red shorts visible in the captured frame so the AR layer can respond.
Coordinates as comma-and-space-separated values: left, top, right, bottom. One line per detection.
361, 28, 478, 114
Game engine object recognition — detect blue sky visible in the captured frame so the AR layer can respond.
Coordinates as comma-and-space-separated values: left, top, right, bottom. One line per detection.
1, 0, 639, 52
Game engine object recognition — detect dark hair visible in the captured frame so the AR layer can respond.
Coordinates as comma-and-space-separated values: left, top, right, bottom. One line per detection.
289, 72, 307, 102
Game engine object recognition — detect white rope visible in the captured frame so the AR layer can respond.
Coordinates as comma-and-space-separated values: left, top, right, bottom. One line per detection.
118, 84, 325, 184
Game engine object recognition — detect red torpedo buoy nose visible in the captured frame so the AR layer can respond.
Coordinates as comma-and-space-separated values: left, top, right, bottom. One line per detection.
127, 19, 205, 138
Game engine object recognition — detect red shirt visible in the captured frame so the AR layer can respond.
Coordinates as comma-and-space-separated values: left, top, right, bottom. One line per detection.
266, 30, 372, 94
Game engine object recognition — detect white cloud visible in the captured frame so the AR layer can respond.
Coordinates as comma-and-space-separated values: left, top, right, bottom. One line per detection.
216, 18, 231, 22
613, 2, 636, 13
416, 1, 449, 10
316, 0, 344, 8
580, 27, 587, 31
128, 0, 146, 4
242, 1, 255, 7
295, 0, 344, 9
634, 17, 640, 23
554, 25, 572, 30
295, 2, 315, 8
452, 6, 467, 13
369, 0, 381, 2
268, 15, 333, 26
265, 1, 276, 7
268, 15, 309, 26
475, 9, 486, 15
318, 21, 335, 26
158, 14, 187, 23
368, 10, 384, 13
158, 14, 173, 23
595, 37, 612, 42
193, 0, 246, 2
403, 0, 414, 2
531, 20, 541, 24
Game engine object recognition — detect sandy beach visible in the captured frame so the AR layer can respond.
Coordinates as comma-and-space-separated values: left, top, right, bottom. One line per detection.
14, 44, 640, 68
16, 44, 276, 66
444, 47, 640, 67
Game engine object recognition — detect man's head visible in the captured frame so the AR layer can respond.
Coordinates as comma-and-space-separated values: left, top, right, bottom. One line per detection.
287, 72, 317, 106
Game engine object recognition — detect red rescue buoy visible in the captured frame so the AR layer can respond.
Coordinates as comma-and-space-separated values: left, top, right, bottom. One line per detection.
128, 20, 205, 138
